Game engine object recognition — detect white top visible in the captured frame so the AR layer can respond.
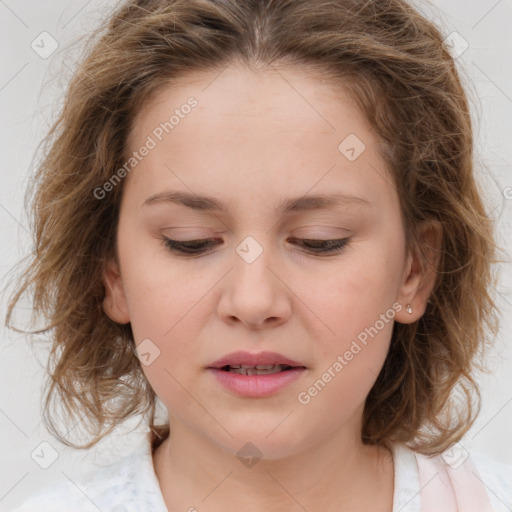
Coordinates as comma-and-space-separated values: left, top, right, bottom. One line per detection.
9, 431, 512, 512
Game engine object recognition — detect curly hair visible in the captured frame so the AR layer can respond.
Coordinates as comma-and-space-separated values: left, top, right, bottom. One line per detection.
5, 0, 500, 453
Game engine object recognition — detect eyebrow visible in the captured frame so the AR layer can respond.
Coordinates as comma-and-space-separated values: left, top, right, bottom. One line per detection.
142, 190, 371, 214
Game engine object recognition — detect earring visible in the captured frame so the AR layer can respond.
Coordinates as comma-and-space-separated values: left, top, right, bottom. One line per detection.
406, 304, 413, 314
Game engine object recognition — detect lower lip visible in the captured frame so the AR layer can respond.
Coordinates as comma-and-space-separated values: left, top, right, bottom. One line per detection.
207, 367, 306, 397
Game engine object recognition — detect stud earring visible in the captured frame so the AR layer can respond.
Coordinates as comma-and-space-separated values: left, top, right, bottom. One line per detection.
406, 304, 413, 314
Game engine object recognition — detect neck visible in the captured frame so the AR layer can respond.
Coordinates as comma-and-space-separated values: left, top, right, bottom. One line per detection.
152, 418, 394, 512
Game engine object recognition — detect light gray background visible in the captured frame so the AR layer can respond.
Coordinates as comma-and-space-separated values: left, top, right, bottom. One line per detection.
1, 0, 511, 510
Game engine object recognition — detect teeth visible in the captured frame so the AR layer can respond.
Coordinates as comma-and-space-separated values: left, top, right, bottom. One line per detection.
226, 364, 289, 375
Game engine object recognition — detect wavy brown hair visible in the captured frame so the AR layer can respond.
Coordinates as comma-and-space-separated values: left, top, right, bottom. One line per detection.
5, 0, 500, 453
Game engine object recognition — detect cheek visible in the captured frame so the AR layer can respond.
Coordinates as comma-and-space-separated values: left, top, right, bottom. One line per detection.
118, 248, 234, 382
305, 245, 402, 339
294, 274, 396, 426
123, 264, 208, 357
116, 238, 207, 379
117, 228, 204, 336
121, 262, 212, 415
295, 235, 403, 390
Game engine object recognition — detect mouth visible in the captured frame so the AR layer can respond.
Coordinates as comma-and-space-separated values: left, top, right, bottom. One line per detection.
207, 350, 307, 375
217, 364, 297, 376
206, 350, 307, 397
207, 357, 307, 397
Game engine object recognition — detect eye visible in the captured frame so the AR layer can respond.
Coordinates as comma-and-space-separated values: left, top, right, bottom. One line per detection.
160, 237, 220, 255
289, 237, 351, 254
160, 236, 352, 256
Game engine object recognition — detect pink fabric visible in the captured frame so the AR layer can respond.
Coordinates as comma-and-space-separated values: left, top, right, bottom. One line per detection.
415, 451, 494, 512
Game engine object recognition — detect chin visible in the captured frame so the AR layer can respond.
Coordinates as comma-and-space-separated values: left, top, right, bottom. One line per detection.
211, 421, 315, 462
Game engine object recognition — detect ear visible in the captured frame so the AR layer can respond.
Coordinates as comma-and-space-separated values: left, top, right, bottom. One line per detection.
395, 220, 442, 324
102, 258, 131, 324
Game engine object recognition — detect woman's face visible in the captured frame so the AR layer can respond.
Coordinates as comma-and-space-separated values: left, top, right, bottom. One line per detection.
103, 63, 423, 459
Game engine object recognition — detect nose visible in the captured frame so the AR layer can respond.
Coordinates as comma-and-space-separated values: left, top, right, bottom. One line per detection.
216, 238, 292, 330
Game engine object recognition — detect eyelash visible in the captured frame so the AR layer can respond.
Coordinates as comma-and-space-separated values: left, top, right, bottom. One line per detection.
160, 236, 352, 256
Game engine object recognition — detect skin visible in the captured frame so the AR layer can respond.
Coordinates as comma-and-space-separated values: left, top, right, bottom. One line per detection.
102, 62, 441, 512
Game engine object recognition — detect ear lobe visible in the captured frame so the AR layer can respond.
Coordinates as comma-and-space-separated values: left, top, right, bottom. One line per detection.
395, 220, 442, 324
102, 258, 131, 324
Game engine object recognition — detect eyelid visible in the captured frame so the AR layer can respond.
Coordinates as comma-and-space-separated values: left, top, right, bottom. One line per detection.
159, 235, 352, 256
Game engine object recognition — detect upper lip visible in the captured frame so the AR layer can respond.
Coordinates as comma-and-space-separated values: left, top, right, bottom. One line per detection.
208, 351, 306, 369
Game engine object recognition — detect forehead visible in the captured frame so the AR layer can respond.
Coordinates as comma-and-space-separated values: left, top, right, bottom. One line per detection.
131, 62, 364, 138
124, 62, 395, 214
129, 64, 371, 150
